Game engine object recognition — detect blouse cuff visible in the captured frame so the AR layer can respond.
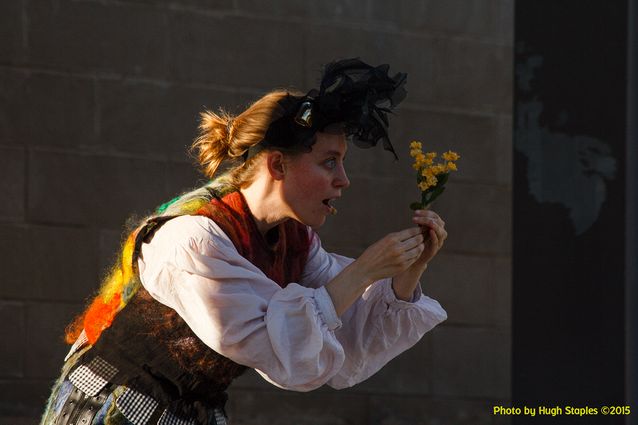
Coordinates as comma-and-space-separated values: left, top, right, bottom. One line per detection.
315, 286, 342, 331
385, 279, 423, 308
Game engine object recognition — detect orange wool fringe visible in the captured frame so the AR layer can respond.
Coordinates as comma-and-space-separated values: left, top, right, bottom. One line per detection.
64, 185, 215, 346
64, 231, 139, 345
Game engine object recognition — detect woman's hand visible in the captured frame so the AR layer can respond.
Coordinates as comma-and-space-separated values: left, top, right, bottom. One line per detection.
391, 209, 447, 301
325, 214, 447, 315
410, 209, 447, 270
353, 227, 426, 284
326, 227, 426, 316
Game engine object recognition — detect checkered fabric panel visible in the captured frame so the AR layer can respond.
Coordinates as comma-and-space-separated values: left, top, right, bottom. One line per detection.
64, 330, 89, 361
213, 408, 227, 425
116, 387, 159, 425
68, 355, 118, 397
158, 409, 197, 425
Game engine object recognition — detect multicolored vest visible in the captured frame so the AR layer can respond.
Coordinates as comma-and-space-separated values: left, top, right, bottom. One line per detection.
64, 183, 311, 422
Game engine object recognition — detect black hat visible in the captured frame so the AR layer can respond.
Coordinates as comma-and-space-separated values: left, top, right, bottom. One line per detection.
246, 58, 407, 160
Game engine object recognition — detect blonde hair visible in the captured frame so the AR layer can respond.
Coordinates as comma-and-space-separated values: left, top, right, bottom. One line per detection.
191, 89, 303, 188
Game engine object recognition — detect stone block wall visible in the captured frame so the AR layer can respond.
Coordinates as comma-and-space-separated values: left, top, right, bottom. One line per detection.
0, 1, 512, 424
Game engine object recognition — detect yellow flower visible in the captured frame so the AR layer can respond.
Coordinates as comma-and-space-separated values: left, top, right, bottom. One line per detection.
410, 141, 422, 151
421, 166, 434, 177
442, 150, 460, 161
411, 143, 460, 207
414, 152, 428, 168
430, 164, 446, 175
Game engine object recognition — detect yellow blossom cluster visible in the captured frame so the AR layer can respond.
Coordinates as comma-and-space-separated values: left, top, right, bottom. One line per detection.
442, 150, 460, 162
409, 141, 460, 192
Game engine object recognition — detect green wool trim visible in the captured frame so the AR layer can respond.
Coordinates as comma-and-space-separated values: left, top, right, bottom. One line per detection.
156, 195, 182, 215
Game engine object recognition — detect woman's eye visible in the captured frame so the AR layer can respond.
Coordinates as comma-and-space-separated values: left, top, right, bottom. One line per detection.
325, 159, 336, 169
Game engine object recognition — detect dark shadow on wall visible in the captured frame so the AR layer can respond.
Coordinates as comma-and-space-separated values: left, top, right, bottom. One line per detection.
514, 1, 629, 423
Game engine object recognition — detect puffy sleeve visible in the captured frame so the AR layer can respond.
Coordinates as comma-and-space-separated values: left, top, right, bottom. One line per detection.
300, 230, 448, 389
137, 215, 345, 392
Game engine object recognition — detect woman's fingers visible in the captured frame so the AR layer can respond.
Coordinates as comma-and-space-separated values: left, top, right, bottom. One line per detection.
413, 215, 444, 229
413, 217, 437, 228
361, 217, 447, 280
399, 232, 424, 250
403, 241, 425, 261
426, 225, 447, 250
413, 210, 447, 245
395, 226, 423, 241
413, 208, 440, 218
427, 227, 440, 249
396, 216, 448, 254
438, 227, 448, 244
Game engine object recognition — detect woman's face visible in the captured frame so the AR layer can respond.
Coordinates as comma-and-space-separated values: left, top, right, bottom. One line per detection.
281, 132, 350, 228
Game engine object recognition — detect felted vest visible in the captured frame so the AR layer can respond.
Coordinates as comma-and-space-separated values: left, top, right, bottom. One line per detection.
76, 190, 311, 420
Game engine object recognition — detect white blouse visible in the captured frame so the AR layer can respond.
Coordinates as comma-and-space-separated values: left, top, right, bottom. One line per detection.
137, 215, 447, 392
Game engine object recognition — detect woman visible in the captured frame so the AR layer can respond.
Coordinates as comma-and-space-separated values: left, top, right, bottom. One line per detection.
41, 58, 448, 425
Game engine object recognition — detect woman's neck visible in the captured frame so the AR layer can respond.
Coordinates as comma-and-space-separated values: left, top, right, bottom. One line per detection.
239, 180, 288, 238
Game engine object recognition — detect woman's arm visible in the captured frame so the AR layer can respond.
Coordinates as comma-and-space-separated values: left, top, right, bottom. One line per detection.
138, 215, 433, 391
139, 215, 346, 391
138, 214, 445, 392
300, 227, 447, 389
323, 226, 426, 315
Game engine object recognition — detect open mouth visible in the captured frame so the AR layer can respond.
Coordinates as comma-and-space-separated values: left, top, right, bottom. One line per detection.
322, 199, 338, 215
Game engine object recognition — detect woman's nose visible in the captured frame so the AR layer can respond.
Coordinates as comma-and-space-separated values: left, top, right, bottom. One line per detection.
335, 165, 350, 189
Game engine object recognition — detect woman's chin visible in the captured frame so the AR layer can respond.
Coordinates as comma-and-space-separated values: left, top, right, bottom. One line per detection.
312, 217, 327, 228
294, 213, 326, 228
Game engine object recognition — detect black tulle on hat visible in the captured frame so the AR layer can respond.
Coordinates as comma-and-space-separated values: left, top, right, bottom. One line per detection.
248, 58, 407, 160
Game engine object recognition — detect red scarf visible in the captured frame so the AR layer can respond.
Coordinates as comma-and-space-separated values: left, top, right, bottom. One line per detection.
196, 191, 311, 287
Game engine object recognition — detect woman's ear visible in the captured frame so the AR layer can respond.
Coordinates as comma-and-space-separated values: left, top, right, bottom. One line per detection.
266, 151, 286, 180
